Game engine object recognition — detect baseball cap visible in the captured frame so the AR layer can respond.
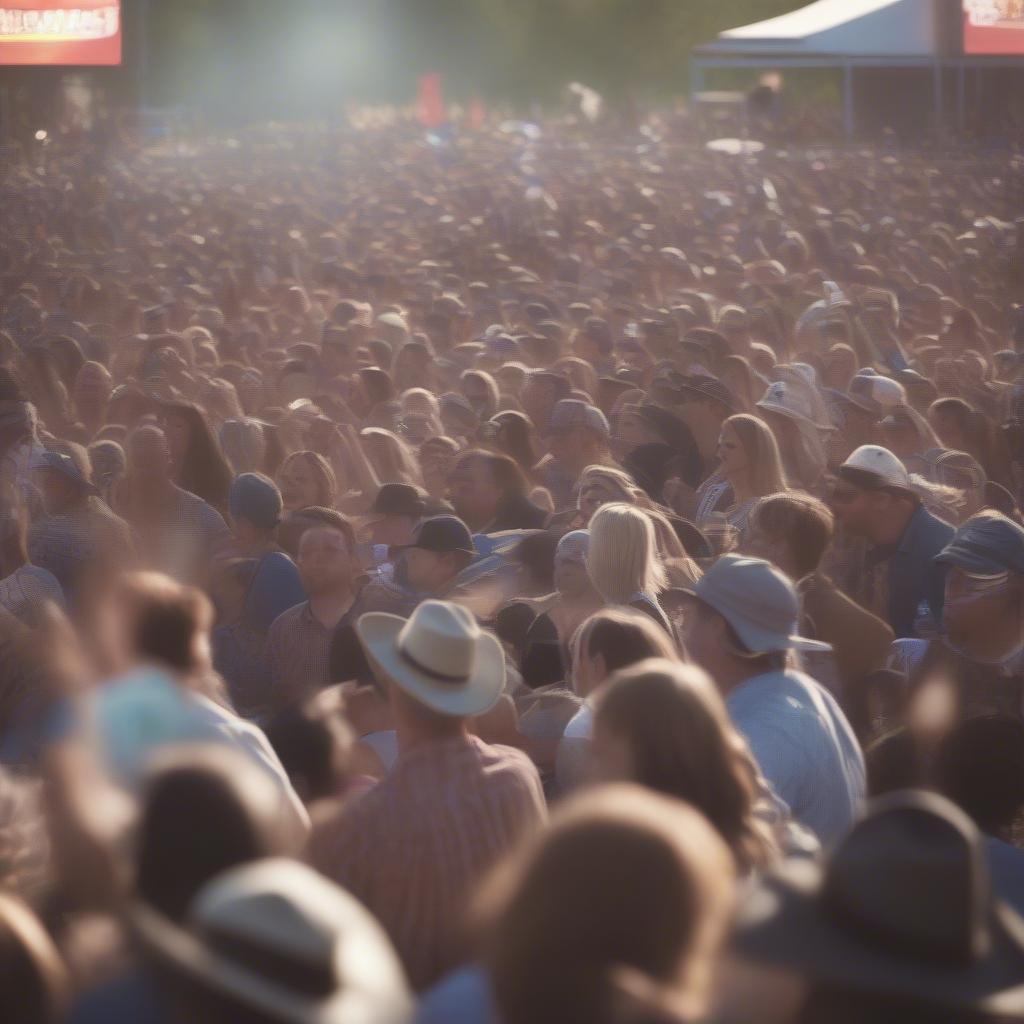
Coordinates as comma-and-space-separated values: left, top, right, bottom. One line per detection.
368, 483, 426, 521
397, 515, 476, 558
687, 553, 831, 654
547, 399, 610, 438
31, 449, 98, 495
229, 472, 283, 530
935, 512, 1024, 577
838, 445, 912, 492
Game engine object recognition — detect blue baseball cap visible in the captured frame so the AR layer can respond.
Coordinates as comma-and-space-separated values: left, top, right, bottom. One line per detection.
229, 472, 283, 530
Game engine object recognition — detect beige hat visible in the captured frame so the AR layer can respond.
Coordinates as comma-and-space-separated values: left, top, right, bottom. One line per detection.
839, 445, 912, 491
357, 600, 505, 717
136, 858, 412, 1024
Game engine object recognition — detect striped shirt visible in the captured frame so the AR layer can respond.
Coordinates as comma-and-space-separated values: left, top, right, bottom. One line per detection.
309, 734, 546, 990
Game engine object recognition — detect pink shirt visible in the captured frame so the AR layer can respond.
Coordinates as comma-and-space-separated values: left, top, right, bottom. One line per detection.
309, 733, 546, 990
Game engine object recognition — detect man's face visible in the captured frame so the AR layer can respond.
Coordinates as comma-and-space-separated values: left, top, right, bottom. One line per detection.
297, 526, 353, 595
128, 426, 172, 483
680, 602, 722, 674
367, 514, 416, 549
828, 480, 875, 537
450, 458, 501, 526
33, 467, 77, 516
522, 379, 555, 424
742, 523, 796, 580
943, 567, 1024, 663
401, 546, 452, 593
553, 555, 591, 598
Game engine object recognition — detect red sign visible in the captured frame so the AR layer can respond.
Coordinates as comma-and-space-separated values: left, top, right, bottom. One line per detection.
964, 1, 1024, 54
0, 2, 121, 66
417, 73, 445, 129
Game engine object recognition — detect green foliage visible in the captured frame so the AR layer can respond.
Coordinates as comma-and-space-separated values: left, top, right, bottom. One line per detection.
144, 0, 802, 112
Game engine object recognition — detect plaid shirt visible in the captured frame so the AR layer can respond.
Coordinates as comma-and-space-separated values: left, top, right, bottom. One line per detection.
309, 734, 546, 990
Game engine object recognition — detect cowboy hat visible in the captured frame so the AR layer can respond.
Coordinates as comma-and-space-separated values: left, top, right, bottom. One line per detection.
356, 600, 505, 717
135, 858, 412, 1024
734, 791, 1024, 1015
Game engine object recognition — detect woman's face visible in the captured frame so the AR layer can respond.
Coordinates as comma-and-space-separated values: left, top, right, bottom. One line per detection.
578, 475, 625, 520
278, 457, 320, 510
617, 411, 658, 450
717, 423, 748, 478
462, 380, 491, 415
162, 412, 191, 468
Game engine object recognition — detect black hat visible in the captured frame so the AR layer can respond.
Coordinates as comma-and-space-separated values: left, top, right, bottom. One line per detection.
734, 790, 1024, 1016
398, 515, 475, 558
368, 483, 426, 521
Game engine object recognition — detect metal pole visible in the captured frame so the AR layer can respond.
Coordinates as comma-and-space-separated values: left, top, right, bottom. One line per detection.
956, 63, 965, 139
932, 61, 943, 139
136, 0, 150, 111
843, 63, 854, 141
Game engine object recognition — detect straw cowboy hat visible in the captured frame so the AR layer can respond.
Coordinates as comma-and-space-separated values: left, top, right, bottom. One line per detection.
356, 600, 505, 717
136, 858, 412, 1024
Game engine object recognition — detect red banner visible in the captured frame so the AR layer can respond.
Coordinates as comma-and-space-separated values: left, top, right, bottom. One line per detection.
417, 73, 445, 129
964, 3, 1024, 54
0, 2, 121, 66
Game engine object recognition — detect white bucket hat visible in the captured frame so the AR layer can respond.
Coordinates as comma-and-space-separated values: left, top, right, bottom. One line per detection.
135, 858, 412, 1024
757, 379, 831, 430
688, 553, 831, 654
356, 600, 505, 717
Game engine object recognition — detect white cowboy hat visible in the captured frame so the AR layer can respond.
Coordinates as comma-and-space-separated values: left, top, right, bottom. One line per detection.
135, 858, 411, 1024
356, 600, 505, 717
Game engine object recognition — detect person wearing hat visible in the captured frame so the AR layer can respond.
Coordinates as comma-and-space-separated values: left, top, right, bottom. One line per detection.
728, 791, 1024, 1024
893, 511, 1024, 722
521, 370, 571, 436
681, 554, 864, 844
355, 514, 479, 619
310, 600, 545, 990
27, 446, 135, 610
829, 445, 954, 639
539, 399, 614, 513
135, 858, 412, 1024
665, 375, 736, 498
363, 481, 427, 551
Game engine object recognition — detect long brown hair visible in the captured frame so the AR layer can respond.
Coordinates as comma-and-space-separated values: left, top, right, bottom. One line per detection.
479, 785, 735, 1024
594, 659, 777, 874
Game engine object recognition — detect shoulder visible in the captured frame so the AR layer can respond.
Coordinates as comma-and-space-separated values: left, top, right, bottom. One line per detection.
267, 601, 308, 635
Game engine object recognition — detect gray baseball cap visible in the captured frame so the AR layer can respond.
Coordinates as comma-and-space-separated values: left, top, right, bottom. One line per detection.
546, 399, 610, 438
688, 553, 831, 654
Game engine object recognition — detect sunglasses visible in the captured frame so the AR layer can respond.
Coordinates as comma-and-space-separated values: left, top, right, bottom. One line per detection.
829, 485, 863, 504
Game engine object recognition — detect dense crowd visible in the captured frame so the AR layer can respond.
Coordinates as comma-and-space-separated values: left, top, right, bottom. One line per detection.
0, 115, 1023, 1023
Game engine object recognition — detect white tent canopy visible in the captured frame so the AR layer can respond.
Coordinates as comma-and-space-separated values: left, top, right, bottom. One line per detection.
697, 0, 941, 58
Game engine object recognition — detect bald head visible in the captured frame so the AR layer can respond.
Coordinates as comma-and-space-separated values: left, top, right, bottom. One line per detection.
128, 424, 172, 482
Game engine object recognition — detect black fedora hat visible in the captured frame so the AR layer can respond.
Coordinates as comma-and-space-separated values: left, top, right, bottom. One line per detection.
734, 791, 1024, 1016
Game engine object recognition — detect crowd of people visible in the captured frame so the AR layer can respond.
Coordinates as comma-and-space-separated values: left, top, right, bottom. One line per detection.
0, 113, 1023, 1023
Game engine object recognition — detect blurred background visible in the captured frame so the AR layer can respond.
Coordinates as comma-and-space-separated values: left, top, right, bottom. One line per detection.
144, 0, 795, 116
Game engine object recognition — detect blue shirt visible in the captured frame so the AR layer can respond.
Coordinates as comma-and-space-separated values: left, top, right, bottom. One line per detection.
887, 505, 955, 638
727, 669, 865, 845
416, 965, 497, 1024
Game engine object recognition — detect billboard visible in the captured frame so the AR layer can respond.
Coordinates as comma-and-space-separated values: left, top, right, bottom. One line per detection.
964, 1, 1024, 54
0, 2, 121, 65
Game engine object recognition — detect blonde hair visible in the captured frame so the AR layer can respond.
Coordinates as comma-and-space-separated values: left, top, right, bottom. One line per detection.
578, 464, 647, 508
278, 450, 337, 508
401, 387, 441, 418
587, 504, 668, 603
359, 427, 423, 486
722, 413, 788, 498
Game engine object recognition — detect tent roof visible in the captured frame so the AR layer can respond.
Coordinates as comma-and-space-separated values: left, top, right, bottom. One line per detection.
696, 0, 941, 59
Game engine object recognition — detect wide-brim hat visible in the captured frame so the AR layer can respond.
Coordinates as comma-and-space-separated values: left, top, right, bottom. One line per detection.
734, 794, 1024, 1016
357, 600, 505, 717
135, 859, 412, 1024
